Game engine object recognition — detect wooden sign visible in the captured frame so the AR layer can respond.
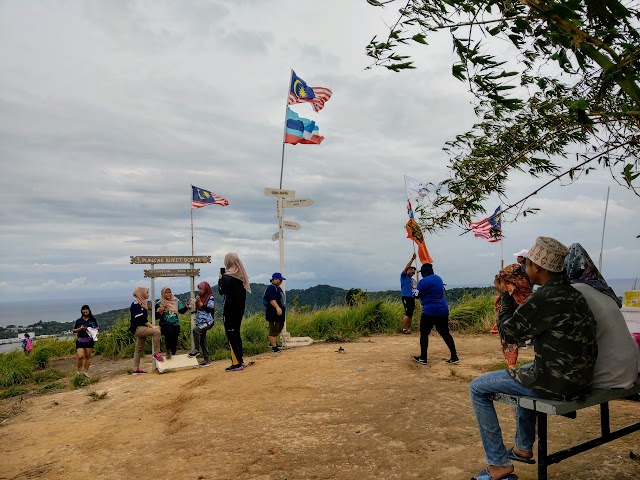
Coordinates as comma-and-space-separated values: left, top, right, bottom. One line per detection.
283, 220, 301, 230
131, 255, 211, 264
264, 187, 295, 197
282, 198, 314, 208
144, 269, 200, 278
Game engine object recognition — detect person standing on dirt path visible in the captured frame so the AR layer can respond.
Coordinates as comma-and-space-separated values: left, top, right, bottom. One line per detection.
264, 272, 286, 352
218, 252, 251, 372
129, 286, 164, 375
188, 281, 215, 367
72, 305, 99, 377
413, 263, 458, 366
468, 237, 597, 480
400, 253, 418, 334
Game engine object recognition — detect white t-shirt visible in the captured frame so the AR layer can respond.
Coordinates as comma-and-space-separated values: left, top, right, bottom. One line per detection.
572, 283, 639, 388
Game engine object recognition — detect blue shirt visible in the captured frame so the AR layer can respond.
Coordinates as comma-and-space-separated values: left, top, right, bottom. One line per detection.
400, 271, 415, 297
195, 297, 215, 328
417, 274, 449, 316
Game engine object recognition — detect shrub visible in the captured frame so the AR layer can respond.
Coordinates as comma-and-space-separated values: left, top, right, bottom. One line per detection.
0, 351, 32, 387
95, 316, 137, 359
30, 345, 54, 370
32, 338, 75, 357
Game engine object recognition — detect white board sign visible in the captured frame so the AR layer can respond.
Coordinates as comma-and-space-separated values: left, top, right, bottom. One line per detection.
283, 221, 301, 231
264, 188, 295, 197
282, 198, 314, 208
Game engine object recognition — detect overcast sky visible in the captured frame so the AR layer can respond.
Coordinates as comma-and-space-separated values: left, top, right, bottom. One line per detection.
1, 0, 638, 303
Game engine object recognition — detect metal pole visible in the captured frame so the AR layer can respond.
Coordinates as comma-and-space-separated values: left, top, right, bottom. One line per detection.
404, 177, 419, 276
279, 69, 293, 189
598, 186, 610, 272
189, 209, 196, 352
278, 197, 288, 345
150, 264, 157, 370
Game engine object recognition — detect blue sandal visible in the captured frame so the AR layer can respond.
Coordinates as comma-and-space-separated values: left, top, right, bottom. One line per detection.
471, 468, 518, 480
507, 447, 536, 464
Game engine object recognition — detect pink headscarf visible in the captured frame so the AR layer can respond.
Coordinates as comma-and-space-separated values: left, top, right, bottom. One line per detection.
132, 286, 149, 310
224, 252, 251, 293
197, 281, 213, 309
160, 286, 179, 314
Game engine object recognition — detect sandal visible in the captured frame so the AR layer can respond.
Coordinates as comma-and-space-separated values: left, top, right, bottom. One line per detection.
507, 447, 536, 464
471, 467, 518, 480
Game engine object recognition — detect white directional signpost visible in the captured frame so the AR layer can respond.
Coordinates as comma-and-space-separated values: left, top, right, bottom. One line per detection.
264, 187, 313, 348
282, 198, 314, 208
283, 221, 301, 231
130, 255, 211, 373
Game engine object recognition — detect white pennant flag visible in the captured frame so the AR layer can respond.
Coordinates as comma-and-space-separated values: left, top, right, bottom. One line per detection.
404, 175, 428, 202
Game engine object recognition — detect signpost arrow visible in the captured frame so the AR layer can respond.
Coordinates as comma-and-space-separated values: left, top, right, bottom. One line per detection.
272, 232, 280, 241
264, 187, 296, 198
283, 220, 301, 231
282, 198, 314, 208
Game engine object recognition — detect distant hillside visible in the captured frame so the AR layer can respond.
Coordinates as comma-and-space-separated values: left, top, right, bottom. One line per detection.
93, 284, 494, 332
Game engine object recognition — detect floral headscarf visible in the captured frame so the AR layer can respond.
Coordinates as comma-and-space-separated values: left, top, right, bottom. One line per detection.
494, 263, 533, 313
564, 243, 621, 307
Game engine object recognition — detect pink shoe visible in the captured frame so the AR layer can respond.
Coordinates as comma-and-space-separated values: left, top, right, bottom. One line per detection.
152, 352, 165, 362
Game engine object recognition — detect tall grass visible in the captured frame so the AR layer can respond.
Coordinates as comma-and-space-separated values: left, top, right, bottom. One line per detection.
0, 351, 32, 387
449, 293, 495, 333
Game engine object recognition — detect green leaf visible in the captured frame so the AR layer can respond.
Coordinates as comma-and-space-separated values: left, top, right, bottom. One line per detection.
412, 33, 428, 45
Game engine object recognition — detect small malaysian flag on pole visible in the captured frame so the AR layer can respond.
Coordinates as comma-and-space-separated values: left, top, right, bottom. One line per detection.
468, 206, 502, 242
191, 185, 229, 209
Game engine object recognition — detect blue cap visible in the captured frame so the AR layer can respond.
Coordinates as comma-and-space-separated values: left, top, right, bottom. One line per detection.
271, 272, 286, 281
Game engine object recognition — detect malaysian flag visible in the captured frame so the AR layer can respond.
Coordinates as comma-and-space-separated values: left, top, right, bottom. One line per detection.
191, 185, 229, 209
287, 70, 332, 113
468, 206, 502, 242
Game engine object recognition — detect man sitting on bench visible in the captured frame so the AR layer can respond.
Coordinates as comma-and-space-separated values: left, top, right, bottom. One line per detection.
469, 237, 598, 480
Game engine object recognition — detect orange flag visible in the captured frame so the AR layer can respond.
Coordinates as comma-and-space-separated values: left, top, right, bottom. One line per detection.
405, 217, 433, 264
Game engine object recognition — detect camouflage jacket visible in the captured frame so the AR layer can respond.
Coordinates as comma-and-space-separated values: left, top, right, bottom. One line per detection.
497, 276, 597, 401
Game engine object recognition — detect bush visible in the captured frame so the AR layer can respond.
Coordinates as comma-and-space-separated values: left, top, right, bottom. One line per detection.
29, 345, 54, 370
95, 315, 137, 359
0, 351, 32, 387
0, 386, 27, 399
32, 338, 75, 357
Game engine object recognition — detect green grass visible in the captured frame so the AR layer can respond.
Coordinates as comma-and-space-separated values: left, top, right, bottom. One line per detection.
0, 386, 27, 399
36, 383, 64, 394
0, 351, 32, 387
71, 373, 100, 389
0, 294, 498, 394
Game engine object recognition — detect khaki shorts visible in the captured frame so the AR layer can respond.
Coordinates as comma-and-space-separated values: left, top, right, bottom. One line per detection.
268, 320, 284, 337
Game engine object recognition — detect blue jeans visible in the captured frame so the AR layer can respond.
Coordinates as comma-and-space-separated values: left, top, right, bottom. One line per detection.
469, 368, 539, 466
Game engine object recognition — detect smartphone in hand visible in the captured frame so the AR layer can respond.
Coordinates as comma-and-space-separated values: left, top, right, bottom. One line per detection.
220, 267, 225, 274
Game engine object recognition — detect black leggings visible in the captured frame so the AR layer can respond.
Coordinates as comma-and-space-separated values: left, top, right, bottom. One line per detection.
419, 313, 458, 360
224, 313, 243, 365
162, 323, 180, 355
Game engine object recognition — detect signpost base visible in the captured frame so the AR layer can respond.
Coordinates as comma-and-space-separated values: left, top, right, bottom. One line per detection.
156, 354, 199, 374
283, 336, 314, 348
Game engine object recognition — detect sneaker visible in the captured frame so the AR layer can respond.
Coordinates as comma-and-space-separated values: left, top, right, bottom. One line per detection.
199, 361, 211, 367
152, 352, 165, 362
271, 345, 281, 353
225, 364, 244, 372
445, 358, 460, 365
131, 368, 147, 375
83, 372, 90, 378
413, 356, 427, 365
188, 350, 200, 358
401, 329, 412, 334
166, 351, 172, 360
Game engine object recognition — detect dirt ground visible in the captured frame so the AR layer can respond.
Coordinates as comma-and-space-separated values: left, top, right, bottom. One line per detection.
1, 334, 639, 480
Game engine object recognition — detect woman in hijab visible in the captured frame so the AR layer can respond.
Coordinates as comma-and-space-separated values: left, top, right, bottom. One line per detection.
565, 243, 639, 387
218, 252, 251, 372
72, 305, 99, 377
188, 281, 216, 367
129, 286, 164, 374
493, 263, 533, 368
156, 286, 189, 359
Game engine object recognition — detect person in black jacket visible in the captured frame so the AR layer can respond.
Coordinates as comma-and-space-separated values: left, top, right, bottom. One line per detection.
218, 252, 251, 372
72, 305, 99, 377
264, 272, 286, 352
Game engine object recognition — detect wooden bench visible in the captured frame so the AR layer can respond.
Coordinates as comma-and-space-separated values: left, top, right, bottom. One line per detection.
490, 382, 640, 480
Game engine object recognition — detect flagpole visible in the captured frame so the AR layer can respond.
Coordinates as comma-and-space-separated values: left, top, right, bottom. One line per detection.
598, 186, 610, 272
500, 204, 504, 270
189, 194, 196, 352
403, 176, 419, 275
278, 69, 293, 346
